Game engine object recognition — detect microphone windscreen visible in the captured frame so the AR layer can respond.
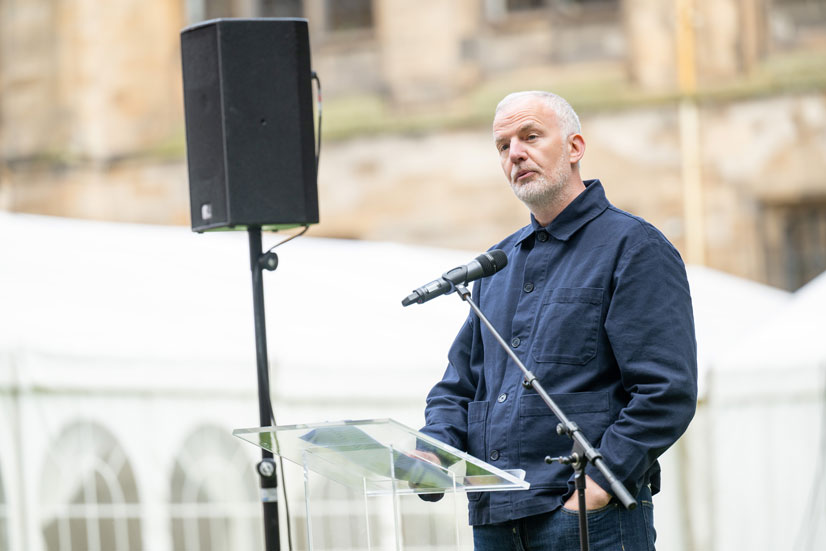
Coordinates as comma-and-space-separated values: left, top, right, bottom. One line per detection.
487, 249, 508, 273
475, 252, 495, 276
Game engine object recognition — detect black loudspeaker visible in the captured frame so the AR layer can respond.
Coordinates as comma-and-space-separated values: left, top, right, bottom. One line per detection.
180, 18, 318, 232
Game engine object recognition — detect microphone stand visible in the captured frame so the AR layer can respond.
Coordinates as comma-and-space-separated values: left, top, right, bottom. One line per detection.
453, 283, 636, 551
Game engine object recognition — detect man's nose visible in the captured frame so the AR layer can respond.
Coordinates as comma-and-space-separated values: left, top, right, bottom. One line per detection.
509, 139, 527, 163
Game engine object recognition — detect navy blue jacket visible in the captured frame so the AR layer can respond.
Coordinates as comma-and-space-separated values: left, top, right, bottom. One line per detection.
421, 180, 698, 525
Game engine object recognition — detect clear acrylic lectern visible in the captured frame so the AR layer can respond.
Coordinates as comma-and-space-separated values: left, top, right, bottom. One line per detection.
233, 418, 529, 550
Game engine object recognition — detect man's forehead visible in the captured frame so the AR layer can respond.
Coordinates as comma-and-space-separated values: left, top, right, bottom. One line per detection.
493, 98, 556, 137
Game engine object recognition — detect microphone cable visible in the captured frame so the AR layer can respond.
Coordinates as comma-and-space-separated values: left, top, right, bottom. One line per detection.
262, 224, 310, 551
270, 411, 294, 551
264, 224, 309, 256
257, 68, 318, 551
311, 71, 322, 174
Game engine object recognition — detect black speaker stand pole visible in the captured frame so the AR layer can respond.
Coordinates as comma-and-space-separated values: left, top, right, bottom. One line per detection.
248, 226, 281, 551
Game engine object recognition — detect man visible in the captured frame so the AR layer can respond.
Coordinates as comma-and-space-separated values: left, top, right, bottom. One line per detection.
418, 91, 698, 550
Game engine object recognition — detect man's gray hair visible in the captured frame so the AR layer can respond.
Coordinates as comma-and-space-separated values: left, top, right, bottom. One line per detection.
495, 91, 581, 139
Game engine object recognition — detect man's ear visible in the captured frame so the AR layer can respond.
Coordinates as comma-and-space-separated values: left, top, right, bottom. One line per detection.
568, 133, 585, 164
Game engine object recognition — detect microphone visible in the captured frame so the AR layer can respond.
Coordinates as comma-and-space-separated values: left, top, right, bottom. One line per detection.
402, 250, 508, 307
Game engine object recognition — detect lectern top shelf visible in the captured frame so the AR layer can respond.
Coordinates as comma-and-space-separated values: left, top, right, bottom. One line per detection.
233, 418, 530, 497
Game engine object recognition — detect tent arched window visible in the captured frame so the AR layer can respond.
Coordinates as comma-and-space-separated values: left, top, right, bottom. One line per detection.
170, 425, 262, 551
40, 421, 143, 551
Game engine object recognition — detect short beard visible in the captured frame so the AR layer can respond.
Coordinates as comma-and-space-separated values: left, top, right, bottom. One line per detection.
510, 160, 570, 212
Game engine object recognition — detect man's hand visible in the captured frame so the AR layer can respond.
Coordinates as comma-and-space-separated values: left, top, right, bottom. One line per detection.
407, 450, 444, 502
562, 475, 612, 511
408, 449, 441, 465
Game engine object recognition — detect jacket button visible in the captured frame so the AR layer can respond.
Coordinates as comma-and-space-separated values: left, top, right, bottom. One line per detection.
490, 450, 500, 461
523, 282, 534, 293
536, 231, 549, 242
497, 393, 508, 403
511, 337, 521, 348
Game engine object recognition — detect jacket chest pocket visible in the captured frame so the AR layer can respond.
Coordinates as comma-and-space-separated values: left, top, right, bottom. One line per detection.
530, 287, 603, 365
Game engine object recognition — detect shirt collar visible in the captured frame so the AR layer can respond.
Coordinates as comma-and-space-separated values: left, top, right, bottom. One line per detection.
514, 179, 609, 246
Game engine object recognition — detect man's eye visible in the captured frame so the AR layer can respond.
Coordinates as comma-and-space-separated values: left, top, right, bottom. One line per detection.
527, 134, 538, 141
499, 144, 509, 152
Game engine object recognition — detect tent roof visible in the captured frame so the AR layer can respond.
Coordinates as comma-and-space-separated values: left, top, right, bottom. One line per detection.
2, 212, 809, 401
714, 269, 826, 370
686, 265, 791, 394
0, 213, 469, 400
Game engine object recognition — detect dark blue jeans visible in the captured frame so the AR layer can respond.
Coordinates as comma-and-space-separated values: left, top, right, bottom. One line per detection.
472, 487, 656, 551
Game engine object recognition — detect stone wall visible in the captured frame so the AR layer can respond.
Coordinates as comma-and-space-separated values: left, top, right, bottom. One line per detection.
0, 0, 185, 161
4, 91, 824, 290
312, 92, 826, 286
1, 0, 825, 289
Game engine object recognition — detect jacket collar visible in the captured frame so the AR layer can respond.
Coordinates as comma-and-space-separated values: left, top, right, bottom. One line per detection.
515, 179, 609, 246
